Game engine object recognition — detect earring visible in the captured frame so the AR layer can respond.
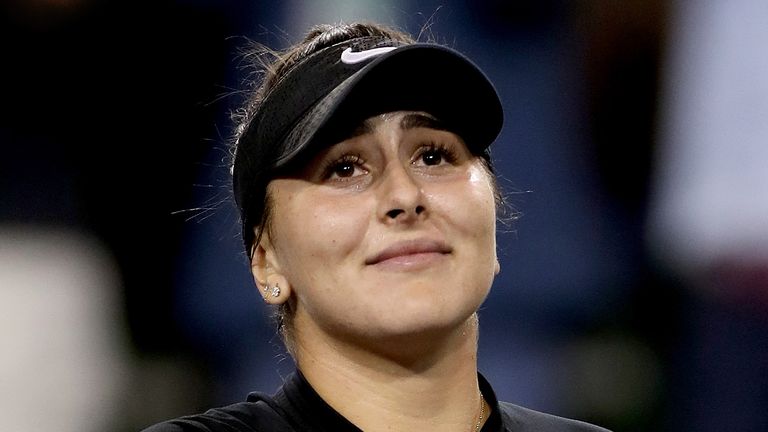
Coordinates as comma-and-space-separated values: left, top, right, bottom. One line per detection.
262, 283, 270, 296
271, 283, 281, 298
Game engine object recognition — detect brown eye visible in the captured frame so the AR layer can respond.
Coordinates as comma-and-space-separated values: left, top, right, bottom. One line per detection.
333, 162, 356, 177
421, 149, 444, 166
414, 142, 459, 168
323, 154, 366, 181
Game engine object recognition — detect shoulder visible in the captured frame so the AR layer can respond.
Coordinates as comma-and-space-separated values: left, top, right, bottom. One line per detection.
139, 393, 294, 432
498, 401, 611, 432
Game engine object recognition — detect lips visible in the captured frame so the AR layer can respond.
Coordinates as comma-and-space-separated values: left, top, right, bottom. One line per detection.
365, 239, 452, 266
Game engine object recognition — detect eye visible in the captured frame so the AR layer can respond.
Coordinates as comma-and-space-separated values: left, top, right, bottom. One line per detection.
421, 148, 444, 166
324, 154, 367, 180
414, 143, 457, 167
333, 161, 356, 177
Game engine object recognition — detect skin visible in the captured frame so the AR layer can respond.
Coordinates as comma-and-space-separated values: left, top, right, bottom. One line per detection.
252, 111, 499, 431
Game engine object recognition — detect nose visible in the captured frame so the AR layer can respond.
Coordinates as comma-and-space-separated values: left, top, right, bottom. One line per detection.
377, 161, 426, 223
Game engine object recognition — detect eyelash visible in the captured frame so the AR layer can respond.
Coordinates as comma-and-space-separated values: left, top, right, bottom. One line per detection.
321, 154, 365, 180
415, 142, 458, 165
320, 141, 459, 180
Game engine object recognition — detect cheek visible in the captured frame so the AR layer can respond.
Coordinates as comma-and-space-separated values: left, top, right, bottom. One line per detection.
432, 169, 497, 239
270, 184, 370, 277
429, 169, 498, 282
308, 200, 370, 252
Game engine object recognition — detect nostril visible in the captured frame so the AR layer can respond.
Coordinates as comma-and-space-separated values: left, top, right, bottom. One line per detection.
386, 208, 405, 219
415, 205, 425, 214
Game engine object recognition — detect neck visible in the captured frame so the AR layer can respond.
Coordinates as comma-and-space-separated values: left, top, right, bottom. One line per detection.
293, 314, 486, 432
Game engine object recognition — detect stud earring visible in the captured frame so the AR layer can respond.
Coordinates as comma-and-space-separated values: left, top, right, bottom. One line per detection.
271, 283, 281, 298
262, 283, 270, 296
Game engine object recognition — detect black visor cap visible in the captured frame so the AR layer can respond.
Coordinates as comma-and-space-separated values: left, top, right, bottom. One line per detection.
233, 40, 503, 252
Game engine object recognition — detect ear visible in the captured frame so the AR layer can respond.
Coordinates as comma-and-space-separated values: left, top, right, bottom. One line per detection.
251, 232, 292, 305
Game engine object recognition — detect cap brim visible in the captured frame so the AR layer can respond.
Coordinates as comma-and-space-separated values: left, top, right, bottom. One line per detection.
275, 44, 503, 168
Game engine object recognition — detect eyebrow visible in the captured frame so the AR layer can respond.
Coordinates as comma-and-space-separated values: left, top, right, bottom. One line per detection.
399, 112, 449, 131
342, 112, 451, 143
348, 122, 374, 138
349, 112, 449, 137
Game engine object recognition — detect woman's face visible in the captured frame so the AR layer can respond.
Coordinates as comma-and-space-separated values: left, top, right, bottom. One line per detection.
258, 111, 499, 347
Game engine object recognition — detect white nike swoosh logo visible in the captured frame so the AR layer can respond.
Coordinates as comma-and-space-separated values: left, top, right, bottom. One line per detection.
340, 46, 398, 64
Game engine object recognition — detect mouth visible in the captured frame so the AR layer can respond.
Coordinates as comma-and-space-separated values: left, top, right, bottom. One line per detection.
365, 239, 452, 267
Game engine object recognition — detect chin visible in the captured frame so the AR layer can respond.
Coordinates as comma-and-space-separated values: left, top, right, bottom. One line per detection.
370, 303, 477, 340
353, 314, 478, 362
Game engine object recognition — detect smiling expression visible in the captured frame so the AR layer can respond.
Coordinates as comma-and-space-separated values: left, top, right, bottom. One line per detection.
257, 111, 500, 348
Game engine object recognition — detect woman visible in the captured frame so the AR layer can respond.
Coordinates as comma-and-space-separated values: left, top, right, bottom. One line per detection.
143, 22, 609, 432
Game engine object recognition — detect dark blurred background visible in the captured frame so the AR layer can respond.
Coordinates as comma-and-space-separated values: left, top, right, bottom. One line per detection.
2, 1, 767, 431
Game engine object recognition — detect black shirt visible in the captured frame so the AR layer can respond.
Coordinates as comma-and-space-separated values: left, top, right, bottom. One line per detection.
141, 371, 609, 431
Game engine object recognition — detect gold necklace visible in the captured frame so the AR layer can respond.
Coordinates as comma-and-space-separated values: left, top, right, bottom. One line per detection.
473, 392, 485, 432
